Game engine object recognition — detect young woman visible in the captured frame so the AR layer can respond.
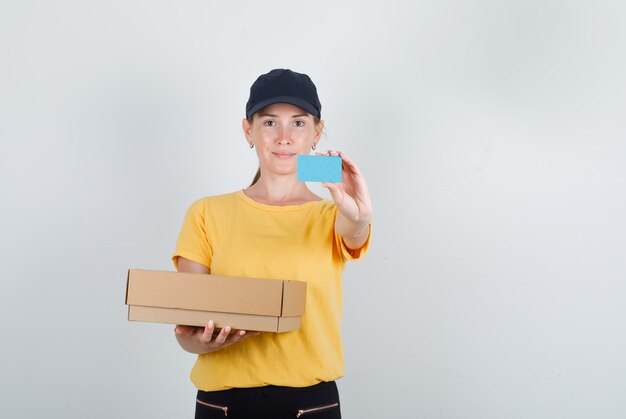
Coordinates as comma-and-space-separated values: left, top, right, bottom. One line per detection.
172, 69, 372, 418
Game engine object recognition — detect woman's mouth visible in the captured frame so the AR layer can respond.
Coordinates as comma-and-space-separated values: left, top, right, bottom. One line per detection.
273, 152, 296, 159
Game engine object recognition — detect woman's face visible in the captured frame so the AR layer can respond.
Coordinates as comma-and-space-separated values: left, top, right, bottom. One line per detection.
243, 102, 323, 178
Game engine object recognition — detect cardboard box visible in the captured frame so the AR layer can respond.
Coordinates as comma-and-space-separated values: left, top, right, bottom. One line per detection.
125, 269, 306, 332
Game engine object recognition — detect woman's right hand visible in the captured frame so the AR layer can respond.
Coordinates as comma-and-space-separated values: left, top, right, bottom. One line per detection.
175, 320, 260, 354
173, 258, 260, 354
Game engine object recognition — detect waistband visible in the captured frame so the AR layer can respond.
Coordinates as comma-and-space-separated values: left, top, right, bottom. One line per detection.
197, 380, 337, 399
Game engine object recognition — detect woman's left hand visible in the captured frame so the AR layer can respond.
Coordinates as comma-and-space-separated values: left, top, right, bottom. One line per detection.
320, 150, 372, 223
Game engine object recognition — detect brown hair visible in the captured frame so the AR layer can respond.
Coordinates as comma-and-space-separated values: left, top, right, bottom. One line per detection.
249, 167, 261, 187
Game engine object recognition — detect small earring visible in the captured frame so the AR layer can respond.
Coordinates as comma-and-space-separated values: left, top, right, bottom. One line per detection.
311, 144, 317, 150
250, 143, 254, 149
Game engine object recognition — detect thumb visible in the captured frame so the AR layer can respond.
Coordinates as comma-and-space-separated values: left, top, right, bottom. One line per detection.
322, 183, 344, 206
175, 325, 195, 336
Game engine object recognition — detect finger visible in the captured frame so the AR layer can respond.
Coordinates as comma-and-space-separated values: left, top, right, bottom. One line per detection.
322, 182, 346, 206
315, 151, 342, 158
336, 152, 360, 173
214, 326, 231, 345
233, 330, 261, 343
228, 330, 248, 344
201, 320, 216, 342
322, 181, 342, 191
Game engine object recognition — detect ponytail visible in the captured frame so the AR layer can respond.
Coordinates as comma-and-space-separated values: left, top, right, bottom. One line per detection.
249, 167, 261, 186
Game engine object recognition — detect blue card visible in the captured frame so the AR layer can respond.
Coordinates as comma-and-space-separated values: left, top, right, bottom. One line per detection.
297, 155, 342, 183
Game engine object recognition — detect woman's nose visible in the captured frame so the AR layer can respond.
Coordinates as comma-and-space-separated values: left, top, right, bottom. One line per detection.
277, 126, 292, 144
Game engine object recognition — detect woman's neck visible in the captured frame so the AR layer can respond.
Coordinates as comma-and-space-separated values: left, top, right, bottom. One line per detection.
244, 175, 321, 206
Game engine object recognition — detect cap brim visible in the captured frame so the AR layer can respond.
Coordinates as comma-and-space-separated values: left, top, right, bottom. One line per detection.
246, 96, 319, 118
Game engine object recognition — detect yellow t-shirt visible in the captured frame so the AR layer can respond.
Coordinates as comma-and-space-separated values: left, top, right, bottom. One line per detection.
172, 190, 371, 391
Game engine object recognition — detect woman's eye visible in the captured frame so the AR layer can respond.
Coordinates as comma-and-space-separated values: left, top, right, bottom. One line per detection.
293, 120, 305, 127
264, 120, 276, 127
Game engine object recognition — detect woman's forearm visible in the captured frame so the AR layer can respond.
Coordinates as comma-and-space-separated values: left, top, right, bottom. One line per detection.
335, 212, 371, 249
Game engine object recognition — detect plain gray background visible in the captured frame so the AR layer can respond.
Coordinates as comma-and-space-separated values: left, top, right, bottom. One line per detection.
1, 1, 625, 418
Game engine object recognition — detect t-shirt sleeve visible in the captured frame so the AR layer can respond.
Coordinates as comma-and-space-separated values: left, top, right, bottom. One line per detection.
334, 218, 372, 262
172, 199, 213, 270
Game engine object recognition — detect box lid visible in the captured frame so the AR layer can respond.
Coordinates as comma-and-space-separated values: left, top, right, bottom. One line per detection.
126, 269, 289, 316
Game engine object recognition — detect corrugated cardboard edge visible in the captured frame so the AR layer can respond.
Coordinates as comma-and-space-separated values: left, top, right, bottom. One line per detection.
125, 269, 132, 319
125, 269, 130, 305
129, 306, 302, 332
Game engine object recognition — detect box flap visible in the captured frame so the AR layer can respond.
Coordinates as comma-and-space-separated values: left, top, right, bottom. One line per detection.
277, 316, 301, 332
124, 269, 133, 305
281, 280, 307, 316
126, 269, 284, 316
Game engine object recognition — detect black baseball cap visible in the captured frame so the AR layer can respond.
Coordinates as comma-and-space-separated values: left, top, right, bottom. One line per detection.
245, 69, 321, 119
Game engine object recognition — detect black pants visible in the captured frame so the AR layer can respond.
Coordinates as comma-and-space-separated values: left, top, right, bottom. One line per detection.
195, 381, 341, 419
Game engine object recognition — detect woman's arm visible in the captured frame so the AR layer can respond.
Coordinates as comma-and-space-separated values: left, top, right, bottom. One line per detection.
174, 257, 259, 354
335, 214, 371, 249
321, 151, 373, 249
